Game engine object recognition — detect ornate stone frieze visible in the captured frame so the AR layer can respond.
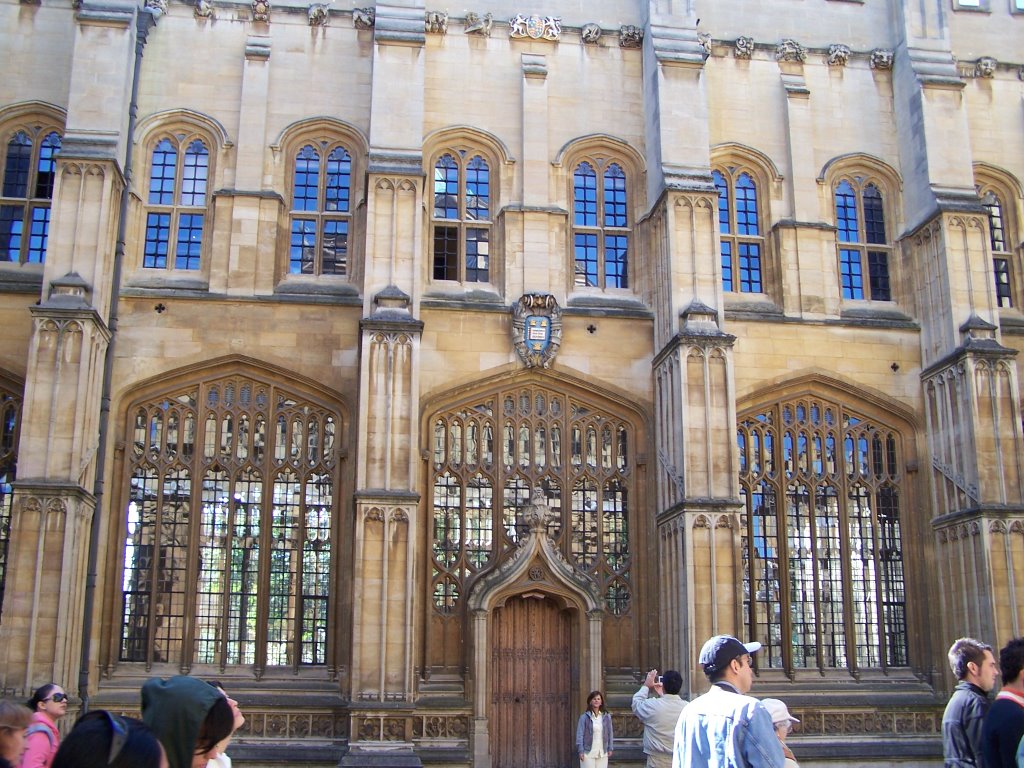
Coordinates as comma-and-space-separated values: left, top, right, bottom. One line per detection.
308, 3, 329, 26
353, 6, 374, 29
251, 0, 269, 22
776, 39, 806, 62
581, 22, 602, 44
975, 56, 997, 77
870, 48, 894, 69
464, 12, 492, 36
734, 35, 754, 58
425, 10, 447, 34
509, 13, 561, 41
619, 25, 643, 48
194, 0, 213, 19
512, 293, 562, 368
827, 44, 850, 66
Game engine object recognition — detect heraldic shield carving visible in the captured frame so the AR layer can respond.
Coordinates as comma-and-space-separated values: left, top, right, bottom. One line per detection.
512, 293, 563, 368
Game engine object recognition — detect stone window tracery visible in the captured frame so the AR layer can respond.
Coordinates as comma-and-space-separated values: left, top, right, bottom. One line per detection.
119, 372, 340, 671
1, 126, 61, 265
833, 175, 892, 301
738, 394, 908, 673
428, 384, 633, 616
143, 135, 210, 270
572, 158, 629, 289
713, 167, 764, 293
976, 179, 1017, 309
431, 150, 491, 283
289, 141, 352, 276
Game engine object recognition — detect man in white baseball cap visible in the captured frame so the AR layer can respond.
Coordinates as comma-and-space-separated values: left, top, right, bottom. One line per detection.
671, 635, 783, 768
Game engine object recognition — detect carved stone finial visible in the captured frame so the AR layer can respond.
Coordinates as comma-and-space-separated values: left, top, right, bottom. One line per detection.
734, 36, 754, 59
425, 10, 448, 34
827, 44, 850, 67
464, 11, 492, 36
194, 0, 214, 18
308, 2, 329, 26
619, 24, 643, 48
776, 39, 806, 63
251, 0, 269, 21
522, 487, 555, 533
870, 49, 894, 70
697, 32, 712, 57
975, 56, 997, 78
352, 6, 374, 29
581, 22, 602, 44
509, 13, 561, 41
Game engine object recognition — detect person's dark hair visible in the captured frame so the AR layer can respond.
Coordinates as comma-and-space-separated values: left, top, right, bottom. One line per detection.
999, 637, 1024, 686
948, 638, 993, 680
194, 696, 233, 756
661, 670, 683, 695
26, 684, 58, 712
52, 712, 163, 768
706, 668, 726, 684
584, 690, 606, 715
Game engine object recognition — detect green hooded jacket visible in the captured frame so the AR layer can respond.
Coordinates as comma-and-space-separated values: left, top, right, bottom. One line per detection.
141, 675, 223, 768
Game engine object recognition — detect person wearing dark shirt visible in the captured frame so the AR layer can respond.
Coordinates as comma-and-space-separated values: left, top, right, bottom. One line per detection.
982, 637, 1024, 768
943, 637, 998, 768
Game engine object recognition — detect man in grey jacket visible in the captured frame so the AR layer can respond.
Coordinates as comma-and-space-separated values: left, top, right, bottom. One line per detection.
942, 637, 998, 768
632, 668, 686, 768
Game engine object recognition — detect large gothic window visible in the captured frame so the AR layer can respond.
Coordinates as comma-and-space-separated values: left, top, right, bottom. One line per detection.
572, 158, 629, 289
428, 384, 633, 616
834, 176, 892, 301
119, 373, 340, 671
289, 141, 352, 276
144, 135, 210, 271
0, 378, 21, 618
431, 150, 492, 283
738, 395, 908, 673
979, 185, 1014, 309
1, 127, 61, 264
713, 168, 764, 294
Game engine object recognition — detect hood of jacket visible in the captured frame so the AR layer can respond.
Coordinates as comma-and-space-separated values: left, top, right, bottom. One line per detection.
141, 675, 222, 768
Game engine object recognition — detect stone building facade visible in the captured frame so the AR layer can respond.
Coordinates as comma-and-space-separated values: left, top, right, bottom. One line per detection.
1, 0, 1023, 765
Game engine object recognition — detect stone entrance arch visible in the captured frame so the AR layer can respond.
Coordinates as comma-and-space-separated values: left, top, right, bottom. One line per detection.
466, 489, 604, 768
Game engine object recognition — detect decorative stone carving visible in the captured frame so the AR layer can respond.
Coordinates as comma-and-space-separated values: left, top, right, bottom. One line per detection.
870, 48, 894, 69
144, 0, 167, 13
827, 44, 850, 66
975, 56, 997, 77
511, 293, 563, 368
697, 32, 712, 57
352, 6, 374, 29
581, 22, 602, 44
734, 35, 754, 58
251, 0, 269, 21
194, 0, 214, 19
775, 39, 806, 62
619, 25, 643, 48
509, 13, 561, 41
464, 12, 492, 36
308, 3, 329, 26
425, 10, 447, 34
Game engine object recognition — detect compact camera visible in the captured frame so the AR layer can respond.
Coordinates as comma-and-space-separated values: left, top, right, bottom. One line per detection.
656, 675, 663, 684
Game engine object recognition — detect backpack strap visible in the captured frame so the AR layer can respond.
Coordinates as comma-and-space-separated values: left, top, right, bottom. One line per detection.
25, 723, 54, 748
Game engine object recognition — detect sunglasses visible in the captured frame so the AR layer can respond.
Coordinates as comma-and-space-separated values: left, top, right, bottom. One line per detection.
46, 693, 68, 703
78, 710, 128, 765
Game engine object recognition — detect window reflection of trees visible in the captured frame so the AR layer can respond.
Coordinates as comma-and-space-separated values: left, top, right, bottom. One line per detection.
429, 385, 632, 616
738, 395, 907, 674
120, 375, 338, 671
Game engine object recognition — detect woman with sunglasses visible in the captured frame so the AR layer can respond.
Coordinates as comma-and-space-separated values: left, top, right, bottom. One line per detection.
51, 712, 167, 768
21, 685, 67, 768
0, 700, 33, 768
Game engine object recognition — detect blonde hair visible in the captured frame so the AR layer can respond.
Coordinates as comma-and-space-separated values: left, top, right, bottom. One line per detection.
0, 700, 32, 732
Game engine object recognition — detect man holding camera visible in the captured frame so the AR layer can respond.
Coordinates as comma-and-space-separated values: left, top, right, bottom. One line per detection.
632, 668, 687, 768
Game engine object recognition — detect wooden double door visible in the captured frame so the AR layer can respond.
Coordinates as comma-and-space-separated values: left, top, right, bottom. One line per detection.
491, 594, 574, 768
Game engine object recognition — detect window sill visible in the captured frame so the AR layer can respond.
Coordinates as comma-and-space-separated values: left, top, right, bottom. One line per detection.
125, 272, 209, 292
422, 285, 505, 310
276, 277, 359, 298
565, 294, 651, 317
0, 265, 44, 294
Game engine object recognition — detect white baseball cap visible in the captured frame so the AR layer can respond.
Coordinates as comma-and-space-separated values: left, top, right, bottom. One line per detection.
761, 698, 799, 725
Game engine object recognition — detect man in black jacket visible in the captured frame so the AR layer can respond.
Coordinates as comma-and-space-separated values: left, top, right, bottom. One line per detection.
943, 637, 998, 767
982, 637, 1024, 768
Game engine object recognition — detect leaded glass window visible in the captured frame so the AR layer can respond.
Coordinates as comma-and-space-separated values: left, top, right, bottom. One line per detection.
713, 168, 764, 293
143, 136, 209, 270
119, 374, 340, 671
289, 142, 352, 276
431, 151, 491, 283
572, 159, 629, 289
738, 395, 907, 673
981, 188, 1013, 308
429, 385, 633, 616
1, 128, 61, 264
834, 178, 892, 301
0, 380, 21, 619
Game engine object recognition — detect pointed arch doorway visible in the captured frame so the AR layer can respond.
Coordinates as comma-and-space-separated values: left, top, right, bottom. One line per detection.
491, 593, 572, 768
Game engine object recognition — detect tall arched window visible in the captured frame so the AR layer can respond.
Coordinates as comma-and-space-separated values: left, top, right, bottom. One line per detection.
738, 394, 908, 673
1, 127, 61, 264
289, 142, 352, 276
428, 383, 634, 617
979, 186, 1014, 308
144, 135, 210, 271
834, 176, 892, 301
0, 376, 22, 618
119, 373, 341, 671
572, 159, 629, 289
713, 168, 764, 293
431, 151, 491, 283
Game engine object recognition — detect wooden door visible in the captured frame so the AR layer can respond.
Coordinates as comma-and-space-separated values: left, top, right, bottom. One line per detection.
491, 594, 573, 768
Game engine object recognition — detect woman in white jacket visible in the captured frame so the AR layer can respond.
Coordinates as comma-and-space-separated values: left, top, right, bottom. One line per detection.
762, 698, 800, 768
